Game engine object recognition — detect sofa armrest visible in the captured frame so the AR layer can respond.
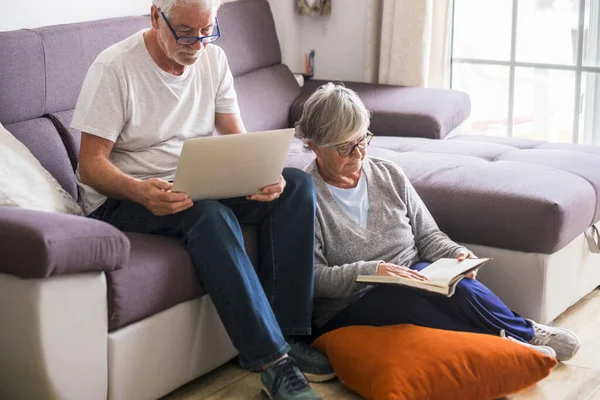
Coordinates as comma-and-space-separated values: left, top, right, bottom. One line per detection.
0, 206, 130, 279
290, 80, 471, 139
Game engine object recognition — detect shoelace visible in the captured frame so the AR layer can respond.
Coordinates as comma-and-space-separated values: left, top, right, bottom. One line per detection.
270, 357, 309, 396
530, 324, 556, 346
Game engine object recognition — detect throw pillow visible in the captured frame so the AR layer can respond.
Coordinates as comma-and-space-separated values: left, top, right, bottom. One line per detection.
0, 122, 83, 215
312, 324, 556, 400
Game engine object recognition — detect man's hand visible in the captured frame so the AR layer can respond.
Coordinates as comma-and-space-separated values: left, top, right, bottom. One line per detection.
457, 250, 479, 279
376, 263, 428, 281
247, 175, 286, 202
137, 178, 193, 216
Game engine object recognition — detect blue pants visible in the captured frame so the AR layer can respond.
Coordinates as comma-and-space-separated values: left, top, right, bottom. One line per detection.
311, 261, 535, 342
91, 168, 316, 370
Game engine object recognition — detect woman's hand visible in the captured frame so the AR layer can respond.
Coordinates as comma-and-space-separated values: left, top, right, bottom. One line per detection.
376, 263, 428, 281
456, 250, 478, 279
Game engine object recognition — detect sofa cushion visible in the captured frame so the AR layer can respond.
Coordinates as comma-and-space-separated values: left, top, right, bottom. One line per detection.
107, 226, 259, 331
4, 118, 78, 199
35, 16, 150, 115
105, 233, 202, 331
291, 80, 471, 139
464, 136, 600, 222
235, 64, 301, 131
375, 138, 598, 253
284, 135, 600, 254
216, 0, 282, 77
0, 30, 45, 125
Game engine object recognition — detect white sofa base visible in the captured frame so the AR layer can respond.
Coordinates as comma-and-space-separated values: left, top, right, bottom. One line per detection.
0, 272, 108, 400
108, 296, 237, 400
0, 272, 237, 400
464, 224, 600, 324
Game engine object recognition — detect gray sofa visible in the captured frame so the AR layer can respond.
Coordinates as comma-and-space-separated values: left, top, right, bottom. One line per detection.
1, 1, 599, 399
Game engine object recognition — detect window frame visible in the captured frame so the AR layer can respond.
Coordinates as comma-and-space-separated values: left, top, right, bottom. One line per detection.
450, 0, 600, 144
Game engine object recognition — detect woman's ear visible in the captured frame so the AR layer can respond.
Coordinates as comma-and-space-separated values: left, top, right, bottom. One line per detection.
306, 141, 321, 156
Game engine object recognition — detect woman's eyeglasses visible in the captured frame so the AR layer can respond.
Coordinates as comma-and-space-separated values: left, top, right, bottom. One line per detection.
331, 132, 373, 157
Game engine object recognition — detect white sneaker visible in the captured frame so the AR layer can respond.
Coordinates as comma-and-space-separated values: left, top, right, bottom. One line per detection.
526, 319, 581, 362
499, 330, 557, 359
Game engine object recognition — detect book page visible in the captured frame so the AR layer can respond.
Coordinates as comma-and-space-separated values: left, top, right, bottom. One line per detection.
355, 275, 448, 289
355, 274, 449, 295
387, 275, 448, 289
419, 258, 490, 285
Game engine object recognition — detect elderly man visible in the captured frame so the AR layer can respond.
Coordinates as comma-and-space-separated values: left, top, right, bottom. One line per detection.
72, 0, 329, 398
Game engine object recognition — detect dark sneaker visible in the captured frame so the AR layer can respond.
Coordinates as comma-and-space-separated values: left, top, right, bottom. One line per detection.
286, 337, 336, 382
261, 357, 322, 400
526, 319, 581, 361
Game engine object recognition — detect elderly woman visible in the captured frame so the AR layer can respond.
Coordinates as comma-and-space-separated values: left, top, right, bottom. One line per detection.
295, 83, 580, 362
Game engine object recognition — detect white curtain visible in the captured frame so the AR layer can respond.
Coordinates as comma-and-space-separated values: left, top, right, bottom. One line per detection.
363, 0, 452, 88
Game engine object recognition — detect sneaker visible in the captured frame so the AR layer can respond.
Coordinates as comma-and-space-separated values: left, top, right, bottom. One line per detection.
261, 357, 322, 400
500, 330, 557, 359
286, 337, 336, 382
526, 319, 581, 361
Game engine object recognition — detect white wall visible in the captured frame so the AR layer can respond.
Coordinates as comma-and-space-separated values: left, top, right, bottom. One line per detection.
0, 0, 367, 81
0, 0, 243, 31
296, 0, 367, 81
0, 0, 150, 31
268, 0, 367, 81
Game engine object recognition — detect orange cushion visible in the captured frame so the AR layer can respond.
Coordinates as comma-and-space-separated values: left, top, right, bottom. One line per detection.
312, 324, 556, 400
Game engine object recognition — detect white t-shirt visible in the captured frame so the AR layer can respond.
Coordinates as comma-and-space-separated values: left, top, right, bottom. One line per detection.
71, 30, 240, 214
326, 172, 370, 229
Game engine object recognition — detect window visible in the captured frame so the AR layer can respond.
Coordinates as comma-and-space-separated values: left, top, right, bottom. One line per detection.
451, 0, 600, 145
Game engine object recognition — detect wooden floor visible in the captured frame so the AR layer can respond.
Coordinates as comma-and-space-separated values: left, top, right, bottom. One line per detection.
162, 289, 600, 400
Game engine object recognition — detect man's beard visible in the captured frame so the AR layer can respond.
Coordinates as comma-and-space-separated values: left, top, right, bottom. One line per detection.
175, 47, 203, 65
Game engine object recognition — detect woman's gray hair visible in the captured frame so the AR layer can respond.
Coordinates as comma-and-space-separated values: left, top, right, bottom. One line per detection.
153, 0, 222, 17
295, 82, 371, 148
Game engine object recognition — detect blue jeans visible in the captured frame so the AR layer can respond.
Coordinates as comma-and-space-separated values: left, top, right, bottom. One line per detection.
91, 168, 316, 370
311, 261, 535, 342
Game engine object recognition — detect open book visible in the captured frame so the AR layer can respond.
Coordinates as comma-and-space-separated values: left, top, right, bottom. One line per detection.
355, 258, 491, 297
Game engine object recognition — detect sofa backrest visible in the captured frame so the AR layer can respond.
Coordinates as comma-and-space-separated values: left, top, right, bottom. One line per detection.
0, 0, 299, 199
0, 17, 149, 199
216, 0, 301, 131
0, 29, 78, 198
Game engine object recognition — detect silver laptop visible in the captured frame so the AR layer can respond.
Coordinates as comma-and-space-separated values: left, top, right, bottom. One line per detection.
172, 128, 295, 201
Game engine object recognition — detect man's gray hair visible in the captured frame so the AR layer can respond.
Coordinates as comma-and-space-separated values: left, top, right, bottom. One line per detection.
153, 0, 222, 17
295, 82, 371, 148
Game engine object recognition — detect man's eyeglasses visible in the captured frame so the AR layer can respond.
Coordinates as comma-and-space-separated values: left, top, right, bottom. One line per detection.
331, 132, 373, 157
160, 10, 221, 45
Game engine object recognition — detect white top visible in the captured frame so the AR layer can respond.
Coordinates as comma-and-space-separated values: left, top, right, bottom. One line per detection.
71, 30, 240, 214
326, 172, 370, 229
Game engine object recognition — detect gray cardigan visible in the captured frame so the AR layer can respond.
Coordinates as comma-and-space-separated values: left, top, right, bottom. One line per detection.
305, 157, 468, 327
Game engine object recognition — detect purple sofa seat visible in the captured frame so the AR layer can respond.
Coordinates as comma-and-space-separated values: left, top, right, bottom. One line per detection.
104, 227, 259, 331
285, 135, 600, 254
291, 80, 471, 140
